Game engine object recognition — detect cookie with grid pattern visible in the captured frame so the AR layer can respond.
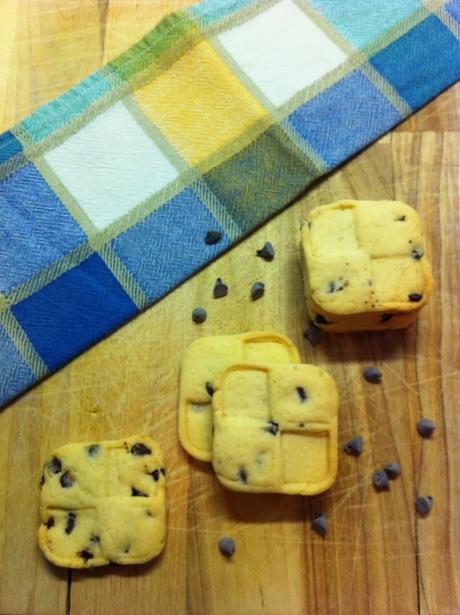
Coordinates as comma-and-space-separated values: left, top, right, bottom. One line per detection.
212, 362, 338, 495
38, 435, 166, 568
301, 200, 433, 332
179, 331, 300, 462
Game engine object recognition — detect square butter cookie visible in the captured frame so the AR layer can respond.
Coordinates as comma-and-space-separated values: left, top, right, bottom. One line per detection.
301, 200, 433, 332
212, 363, 338, 495
38, 435, 166, 568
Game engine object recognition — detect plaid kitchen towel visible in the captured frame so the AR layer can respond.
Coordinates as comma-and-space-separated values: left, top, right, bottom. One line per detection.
1, 0, 459, 405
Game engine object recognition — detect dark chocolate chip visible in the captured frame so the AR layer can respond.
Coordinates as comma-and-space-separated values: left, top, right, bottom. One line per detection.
303, 323, 322, 346
383, 463, 401, 479
205, 382, 214, 397
60, 472, 74, 488
373, 470, 389, 491
87, 444, 100, 458
205, 230, 222, 245
363, 367, 382, 384
380, 313, 394, 323
123, 545, 131, 554
213, 278, 228, 299
78, 550, 94, 562
238, 467, 248, 484
408, 293, 423, 302
45, 517, 54, 529
296, 386, 307, 402
65, 512, 76, 535
256, 242, 275, 261
151, 469, 161, 482
251, 282, 265, 301
396, 215, 406, 222
218, 536, 236, 557
192, 307, 207, 324
264, 421, 279, 436
160, 468, 166, 476
411, 247, 424, 260
315, 314, 330, 325
417, 418, 435, 438
415, 495, 433, 516
299, 423, 305, 428
132, 487, 148, 497
131, 443, 152, 456
343, 436, 363, 456
47, 457, 62, 475
368, 279, 373, 287
90, 535, 100, 544
311, 512, 328, 537
327, 281, 335, 293
39, 474, 45, 487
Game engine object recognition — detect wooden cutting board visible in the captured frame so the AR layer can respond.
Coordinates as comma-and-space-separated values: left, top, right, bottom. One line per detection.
0, 2, 459, 614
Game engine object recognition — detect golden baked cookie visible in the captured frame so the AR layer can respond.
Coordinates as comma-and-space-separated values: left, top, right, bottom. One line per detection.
301, 200, 433, 332
212, 362, 338, 495
38, 435, 166, 568
178, 331, 300, 462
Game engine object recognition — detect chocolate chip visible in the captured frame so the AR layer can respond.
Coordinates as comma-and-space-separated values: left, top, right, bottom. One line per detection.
123, 545, 131, 554
78, 550, 94, 562
327, 281, 335, 293
373, 470, 389, 491
315, 314, 330, 325
396, 215, 406, 222
256, 242, 275, 261
132, 487, 148, 497
45, 517, 54, 529
296, 386, 307, 402
65, 512, 76, 535
311, 512, 327, 537
251, 282, 265, 301
411, 247, 424, 260
160, 468, 166, 476
205, 230, 222, 245
363, 367, 382, 384
238, 467, 248, 484
383, 463, 401, 479
380, 313, 394, 323
87, 444, 100, 458
205, 382, 214, 396
303, 323, 322, 346
131, 443, 152, 456
192, 307, 207, 324
60, 472, 73, 488
90, 535, 100, 544
218, 537, 236, 557
151, 469, 161, 482
343, 436, 363, 456
47, 457, 62, 475
417, 418, 435, 438
408, 293, 423, 302
213, 278, 228, 299
415, 495, 433, 516
264, 421, 279, 436
39, 474, 45, 487
299, 423, 305, 428
368, 279, 373, 287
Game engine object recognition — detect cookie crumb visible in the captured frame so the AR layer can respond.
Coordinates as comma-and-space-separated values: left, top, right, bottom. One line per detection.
218, 537, 236, 557
363, 367, 382, 384
343, 436, 363, 457
417, 418, 435, 438
256, 242, 275, 261
192, 307, 207, 324
311, 512, 328, 537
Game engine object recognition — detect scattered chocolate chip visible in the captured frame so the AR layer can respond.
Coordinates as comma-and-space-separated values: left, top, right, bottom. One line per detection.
296, 386, 307, 402
218, 536, 236, 557
411, 247, 424, 260
251, 282, 265, 301
132, 487, 148, 497
303, 323, 322, 346
383, 463, 401, 479
45, 517, 54, 529
213, 278, 228, 299
47, 457, 62, 475
90, 535, 100, 544
373, 470, 389, 491
256, 242, 275, 261
78, 550, 94, 562
408, 293, 423, 302
264, 421, 279, 436
381, 313, 394, 323
60, 472, 74, 488
39, 474, 45, 487
343, 436, 363, 456
315, 314, 330, 325
205, 382, 214, 397
151, 469, 161, 482
205, 230, 222, 245
396, 215, 406, 222
417, 418, 435, 438
192, 307, 207, 324
65, 512, 76, 535
160, 468, 166, 476
415, 495, 433, 516
87, 444, 100, 458
238, 467, 248, 484
363, 367, 382, 384
131, 443, 152, 456
311, 512, 328, 537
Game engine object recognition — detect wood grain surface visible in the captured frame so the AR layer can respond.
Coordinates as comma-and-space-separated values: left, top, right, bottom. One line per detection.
0, 2, 459, 614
